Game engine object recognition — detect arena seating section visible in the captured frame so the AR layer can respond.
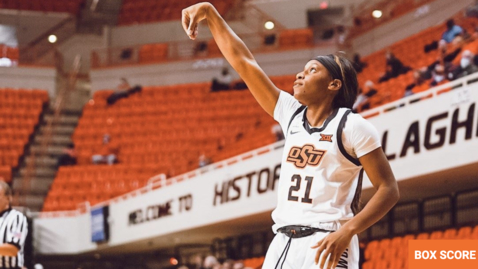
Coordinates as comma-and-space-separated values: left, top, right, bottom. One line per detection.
355, 15, 478, 110
42, 76, 295, 211
0, 0, 84, 14
45, 13, 478, 211
0, 88, 48, 183
362, 225, 478, 269
118, 0, 235, 25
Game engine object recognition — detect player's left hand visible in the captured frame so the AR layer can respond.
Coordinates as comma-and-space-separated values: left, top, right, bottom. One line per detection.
311, 228, 354, 269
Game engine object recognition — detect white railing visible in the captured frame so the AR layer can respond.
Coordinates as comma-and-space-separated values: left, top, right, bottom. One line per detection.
38, 71, 478, 218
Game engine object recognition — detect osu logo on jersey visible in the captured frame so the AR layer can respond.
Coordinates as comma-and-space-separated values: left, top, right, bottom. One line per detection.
286, 144, 326, 168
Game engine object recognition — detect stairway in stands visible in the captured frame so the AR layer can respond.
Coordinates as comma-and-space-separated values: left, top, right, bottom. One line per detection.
13, 77, 90, 212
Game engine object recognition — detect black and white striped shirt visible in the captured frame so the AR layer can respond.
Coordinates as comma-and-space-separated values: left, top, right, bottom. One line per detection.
0, 208, 28, 269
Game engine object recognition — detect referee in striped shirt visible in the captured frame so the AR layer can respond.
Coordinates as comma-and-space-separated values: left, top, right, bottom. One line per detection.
0, 181, 28, 269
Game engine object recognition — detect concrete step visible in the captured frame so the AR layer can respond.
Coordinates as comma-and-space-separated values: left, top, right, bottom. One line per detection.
30, 145, 68, 157
14, 194, 45, 212
43, 114, 80, 126
19, 166, 56, 178
13, 177, 52, 195
38, 125, 75, 135
34, 134, 72, 146
24, 156, 58, 167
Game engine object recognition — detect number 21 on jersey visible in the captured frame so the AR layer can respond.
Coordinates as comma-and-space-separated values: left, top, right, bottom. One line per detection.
287, 174, 314, 204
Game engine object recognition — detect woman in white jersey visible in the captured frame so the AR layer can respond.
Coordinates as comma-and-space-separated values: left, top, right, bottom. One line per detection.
182, 3, 400, 269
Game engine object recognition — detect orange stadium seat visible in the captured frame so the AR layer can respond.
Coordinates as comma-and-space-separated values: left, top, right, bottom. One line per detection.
443, 228, 457, 239
456, 226, 472, 239
416, 232, 429, 240
429, 230, 443, 240
364, 240, 379, 260
471, 225, 478, 239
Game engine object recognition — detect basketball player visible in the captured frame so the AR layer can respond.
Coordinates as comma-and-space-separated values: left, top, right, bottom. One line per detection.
182, 3, 399, 269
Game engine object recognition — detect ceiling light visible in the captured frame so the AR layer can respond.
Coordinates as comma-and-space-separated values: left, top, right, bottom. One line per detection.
372, 10, 383, 19
264, 21, 275, 30
48, 35, 57, 43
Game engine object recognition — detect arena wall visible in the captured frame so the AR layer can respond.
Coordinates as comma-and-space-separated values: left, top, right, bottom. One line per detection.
89, 46, 337, 92
0, 66, 56, 98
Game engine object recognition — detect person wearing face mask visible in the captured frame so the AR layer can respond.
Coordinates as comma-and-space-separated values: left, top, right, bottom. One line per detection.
453, 50, 478, 79
430, 64, 448, 87
457, 50, 478, 78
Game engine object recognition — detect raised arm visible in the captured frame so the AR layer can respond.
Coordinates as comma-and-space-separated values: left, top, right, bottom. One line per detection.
182, 2, 280, 117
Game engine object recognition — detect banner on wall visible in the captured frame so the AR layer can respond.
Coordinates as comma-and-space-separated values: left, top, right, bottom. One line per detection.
366, 86, 478, 182
108, 149, 283, 245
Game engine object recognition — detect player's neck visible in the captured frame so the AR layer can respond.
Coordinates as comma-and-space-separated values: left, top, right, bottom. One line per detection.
306, 103, 335, 127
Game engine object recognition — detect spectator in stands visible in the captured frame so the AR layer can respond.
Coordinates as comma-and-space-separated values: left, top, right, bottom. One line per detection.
271, 123, 284, 141
198, 152, 211, 168
442, 19, 464, 44
379, 51, 411, 82
423, 40, 459, 79
335, 25, 348, 45
352, 53, 367, 73
92, 134, 118, 165
352, 80, 377, 112
403, 69, 428, 98
57, 143, 77, 167
449, 50, 478, 80
106, 78, 142, 105
211, 67, 233, 92
430, 64, 448, 87
437, 39, 462, 64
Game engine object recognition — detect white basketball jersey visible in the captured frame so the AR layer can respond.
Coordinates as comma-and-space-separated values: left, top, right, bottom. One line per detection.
272, 92, 379, 232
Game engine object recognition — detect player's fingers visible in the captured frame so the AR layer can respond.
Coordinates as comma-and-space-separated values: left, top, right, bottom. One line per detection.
187, 16, 199, 39
311, 238, 324, 249
327, 252, 341, 269
314, 243, 327, 265
318, 250, 332, 269
181, 9, 190, 34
